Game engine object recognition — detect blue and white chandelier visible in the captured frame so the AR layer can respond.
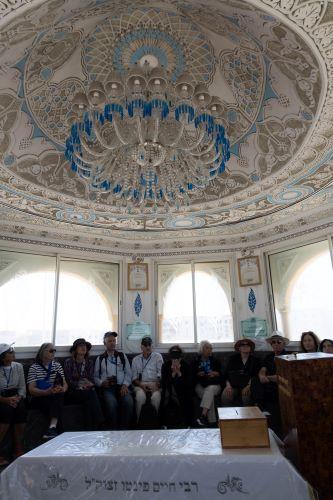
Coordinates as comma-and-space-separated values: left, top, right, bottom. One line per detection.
65, 57, 230, 211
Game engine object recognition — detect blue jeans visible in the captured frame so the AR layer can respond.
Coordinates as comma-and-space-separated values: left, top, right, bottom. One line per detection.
103, 387, 134, 430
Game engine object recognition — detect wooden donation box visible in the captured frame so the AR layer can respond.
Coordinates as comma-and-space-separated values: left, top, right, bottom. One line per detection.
218, 406, 270, 448
276, 353, 333, 499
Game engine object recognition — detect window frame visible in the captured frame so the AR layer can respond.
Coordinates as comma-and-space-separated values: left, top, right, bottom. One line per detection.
0, 246, 122, 358
154, 256, 237, 349
264, 234, 333, 346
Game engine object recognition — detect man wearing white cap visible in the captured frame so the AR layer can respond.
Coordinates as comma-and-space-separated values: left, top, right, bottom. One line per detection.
252, 331, 289, 434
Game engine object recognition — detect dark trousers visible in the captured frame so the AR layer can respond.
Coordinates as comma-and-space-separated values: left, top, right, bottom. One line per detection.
161, 388, 192, 427
251, 377, 281, 435
102, 387, 134, 430
67, 389, 104, 430
30, 393, 64, 421
0, 399, 26, 424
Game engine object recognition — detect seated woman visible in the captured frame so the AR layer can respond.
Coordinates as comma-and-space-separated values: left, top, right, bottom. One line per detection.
27, 343, 67, 439
319, 339, 333, 353
160, 345, 192, 428
0, 343, 26, 466
300, 331, 320, 353
251, 332, 289, 434
193, 341, 222, 427
64, 338, 103, 430
221, 338, 260, 406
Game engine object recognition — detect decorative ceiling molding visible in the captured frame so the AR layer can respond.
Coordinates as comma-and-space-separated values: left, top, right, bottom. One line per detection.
0, 0, 332, 242
0, 219, 332, 257
0, 0, 33, 20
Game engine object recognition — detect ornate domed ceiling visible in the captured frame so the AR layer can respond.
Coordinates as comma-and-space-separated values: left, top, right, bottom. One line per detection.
0, 0, 333, 253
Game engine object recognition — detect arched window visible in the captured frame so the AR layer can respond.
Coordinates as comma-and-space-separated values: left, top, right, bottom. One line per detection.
287, 252, 333, 339
269, 240, 333, 341
0, 251, 119, 347
56, 272, 113, 345
0, 270, 55, 346
158, 262, 233, 344
160, 270, 194, 343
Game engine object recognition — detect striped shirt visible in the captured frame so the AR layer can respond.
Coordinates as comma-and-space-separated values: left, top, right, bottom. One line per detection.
0, 362, 26, 397
27, 361, 65, 386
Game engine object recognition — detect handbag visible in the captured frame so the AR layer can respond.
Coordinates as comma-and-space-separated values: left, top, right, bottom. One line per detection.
36, 362, 53, 390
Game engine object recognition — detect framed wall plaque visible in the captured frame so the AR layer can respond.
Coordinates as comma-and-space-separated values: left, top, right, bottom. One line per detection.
237, 256, 262, 287
128, 263, 149, 291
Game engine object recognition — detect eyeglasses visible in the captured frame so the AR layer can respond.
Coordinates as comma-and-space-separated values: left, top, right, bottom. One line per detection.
48, 349, 57, 353
238, 343, 251, 347
271, 340, 283, 345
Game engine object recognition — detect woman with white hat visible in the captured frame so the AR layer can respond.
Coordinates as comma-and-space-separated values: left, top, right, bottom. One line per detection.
0, 343, 26, 466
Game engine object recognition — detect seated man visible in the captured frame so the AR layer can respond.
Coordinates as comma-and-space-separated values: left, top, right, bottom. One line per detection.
251, 331, 289, 435
131, 336, 163, 424
94, 331, 133, 430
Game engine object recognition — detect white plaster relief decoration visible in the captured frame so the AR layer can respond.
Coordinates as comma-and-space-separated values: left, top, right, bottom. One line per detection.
0, 0, 331, 246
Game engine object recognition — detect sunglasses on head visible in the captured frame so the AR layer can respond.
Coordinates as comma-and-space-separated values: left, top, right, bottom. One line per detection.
5, 348, 14, 354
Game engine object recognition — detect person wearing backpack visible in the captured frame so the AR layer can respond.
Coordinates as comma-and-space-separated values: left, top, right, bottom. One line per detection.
94, 331, 133, 430
131, 336, 163, 425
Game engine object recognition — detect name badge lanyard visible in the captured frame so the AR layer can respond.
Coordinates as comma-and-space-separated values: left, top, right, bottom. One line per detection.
3, 367, 12, 388
106, 355, 126, 386
140, 354, 152, 379
75, 360, 86, 379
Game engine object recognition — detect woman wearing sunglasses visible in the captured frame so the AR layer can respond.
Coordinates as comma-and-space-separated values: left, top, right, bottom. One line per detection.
0, 344, 26, 466
27, 343, 67, 439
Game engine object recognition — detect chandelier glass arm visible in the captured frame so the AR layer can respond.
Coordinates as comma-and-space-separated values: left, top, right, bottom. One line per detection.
112, 117, 129, 145
93, 124, 122, 151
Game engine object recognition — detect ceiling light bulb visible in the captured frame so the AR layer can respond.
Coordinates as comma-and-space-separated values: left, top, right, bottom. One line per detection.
181, 85, 188, 91
154, 79, 161, 85
199, 94, 205, 101
134, 79, 141, 85
93, 91, 100, 98
78, 104, 85, 109
211, 105, 217, 111
111, 83, 118, 89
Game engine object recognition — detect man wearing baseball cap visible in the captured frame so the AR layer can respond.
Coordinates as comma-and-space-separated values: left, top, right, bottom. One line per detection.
131, 336, 163, 423
94, 331, 133, 430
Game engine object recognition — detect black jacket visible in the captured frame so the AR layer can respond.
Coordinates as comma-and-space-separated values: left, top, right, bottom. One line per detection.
161, 359, 192, 399
225, 353, 261, 389
192, 355, 222, 387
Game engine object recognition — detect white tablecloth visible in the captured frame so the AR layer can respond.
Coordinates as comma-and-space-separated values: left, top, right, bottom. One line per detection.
1, 429, 313, 499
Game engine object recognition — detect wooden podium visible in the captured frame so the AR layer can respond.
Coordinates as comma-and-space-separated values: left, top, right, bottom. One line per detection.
276, 353, 333, 499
